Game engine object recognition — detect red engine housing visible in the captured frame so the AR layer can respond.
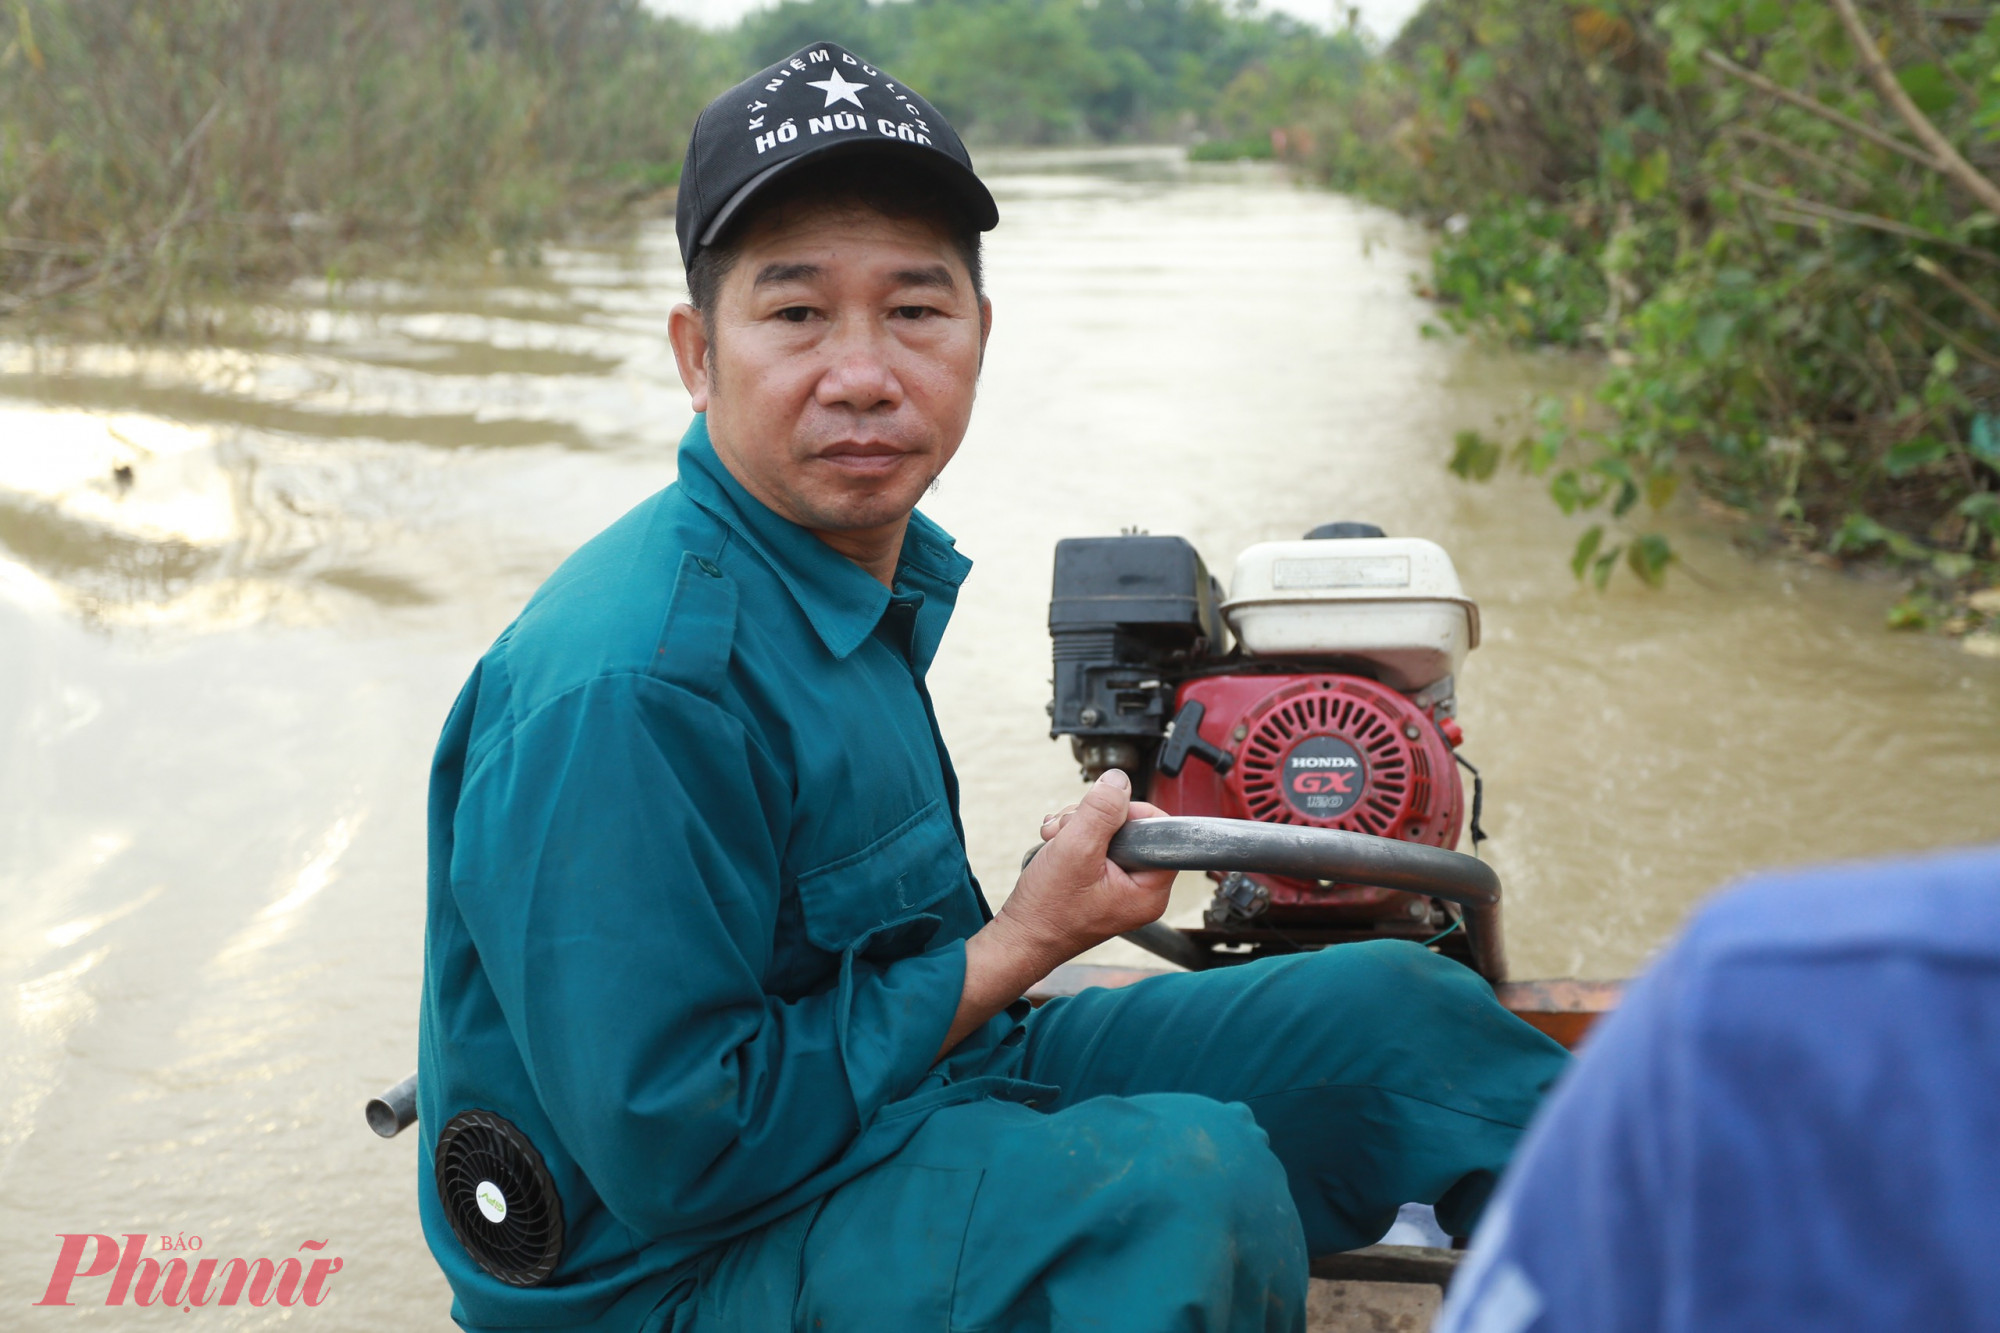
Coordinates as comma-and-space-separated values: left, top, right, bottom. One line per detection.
1146, 673, 1464, 919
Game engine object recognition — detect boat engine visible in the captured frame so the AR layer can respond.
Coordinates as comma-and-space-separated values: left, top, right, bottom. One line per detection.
1049, 523, 1491, 975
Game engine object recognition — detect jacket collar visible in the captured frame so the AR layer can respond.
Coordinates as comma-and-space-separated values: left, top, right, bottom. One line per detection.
675, 415, 973, 667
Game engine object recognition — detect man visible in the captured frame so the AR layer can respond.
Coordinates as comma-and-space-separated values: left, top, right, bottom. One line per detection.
1435, 844, 2000, 1333
418, 43, 1567, 1332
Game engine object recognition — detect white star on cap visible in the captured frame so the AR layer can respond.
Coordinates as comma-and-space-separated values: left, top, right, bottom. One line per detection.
805, 69, 868, 109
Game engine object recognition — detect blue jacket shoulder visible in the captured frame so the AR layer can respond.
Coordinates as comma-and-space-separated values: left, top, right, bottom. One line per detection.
478, 486, 737, 724
1680, 844, 2000, 972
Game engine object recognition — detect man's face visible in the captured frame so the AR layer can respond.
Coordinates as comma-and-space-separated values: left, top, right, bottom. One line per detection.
669, 199, 991, 546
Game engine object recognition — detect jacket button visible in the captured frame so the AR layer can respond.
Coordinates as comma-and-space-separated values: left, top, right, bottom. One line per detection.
694, 557, 721, 577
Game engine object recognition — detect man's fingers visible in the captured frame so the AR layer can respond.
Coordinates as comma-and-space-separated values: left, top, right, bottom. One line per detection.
1053, 768, 1130, 852
1042, 791, 1163, 844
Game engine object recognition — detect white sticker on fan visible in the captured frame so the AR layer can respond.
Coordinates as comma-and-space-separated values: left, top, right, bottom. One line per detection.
475, 1180, 508, 1224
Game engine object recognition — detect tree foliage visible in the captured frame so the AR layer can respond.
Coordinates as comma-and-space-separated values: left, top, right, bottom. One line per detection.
737, 0, 1360, 144
1, 0, 1361, 325
0, 0, 728, 328
1299, 0, 2000, 628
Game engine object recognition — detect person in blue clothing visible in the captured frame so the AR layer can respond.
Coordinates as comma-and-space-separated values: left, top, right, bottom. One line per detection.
1435, 843, 2000, 1333
417, 41, 1570, 1333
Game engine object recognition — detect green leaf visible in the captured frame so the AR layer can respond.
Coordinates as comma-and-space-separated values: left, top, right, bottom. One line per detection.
1884, 529, 1930, 561
1835, 516, 1930, 562
1743, 0, 1786, 36
1971, 413, 2000, 466
1571, 524, 1604, 579
1631, 147, 1671, 203
1695, 312, 1734, 360
1932, 551, 1975, 580
1611, 478, 1641, 517
1626, 105, 1669, 136
1448, 429, 1502, 481
1591, 547, 1622, 590
1521, 432, 1562, 476
1645, 469, 1680, 510
1550, 468, 1590, 514
1590, 455, 1635, 484
1886, 593, 1939, 631
1627, 533, 1674, 588
1896, 63, 1956, 118
1884, 436, 1950, 476
1959, 492, 2000, 535
1830, 513, 1889, 555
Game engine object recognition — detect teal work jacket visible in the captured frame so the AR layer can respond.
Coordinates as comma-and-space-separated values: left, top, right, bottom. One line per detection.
416, 416, 1038, 1330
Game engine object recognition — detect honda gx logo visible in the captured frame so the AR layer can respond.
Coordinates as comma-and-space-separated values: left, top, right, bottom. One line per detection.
35, 1233, 344, 1310
1280, 736, 1366, 818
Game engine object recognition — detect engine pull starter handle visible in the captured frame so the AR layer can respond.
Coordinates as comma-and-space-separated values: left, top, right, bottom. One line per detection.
1154, 701, 1235, 778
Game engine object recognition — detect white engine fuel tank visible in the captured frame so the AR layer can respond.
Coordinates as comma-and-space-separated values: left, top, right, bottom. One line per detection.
1221, 537, 1480, 691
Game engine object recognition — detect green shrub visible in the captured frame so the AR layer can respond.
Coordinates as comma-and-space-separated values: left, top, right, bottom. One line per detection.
0, 0, 724, 330
1429, 204, 1607, 346
1188, 134, 1276, 161
1298, 0, 2000, 617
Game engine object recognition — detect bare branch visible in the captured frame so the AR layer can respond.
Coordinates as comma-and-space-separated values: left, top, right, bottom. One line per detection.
1910, 254, 2000, 329
1701, 48, 1944, 174
168, 97, 227, 176
1734, 177, 1997, 260
1728, 124, 1875, 194
1827, 0, 2000, 217
1887, 286, 2000, 372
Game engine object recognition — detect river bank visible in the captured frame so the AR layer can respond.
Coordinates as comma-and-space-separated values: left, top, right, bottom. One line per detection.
0, 0, 1350, 334
0, 0, 720, 332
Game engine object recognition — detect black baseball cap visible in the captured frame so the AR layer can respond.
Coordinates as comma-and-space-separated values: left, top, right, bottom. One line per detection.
675, 41, 999, 270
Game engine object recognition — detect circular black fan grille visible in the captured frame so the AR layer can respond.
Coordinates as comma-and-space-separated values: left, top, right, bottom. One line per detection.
434, 1109, 565, 1287
1230, 682, 1419, 836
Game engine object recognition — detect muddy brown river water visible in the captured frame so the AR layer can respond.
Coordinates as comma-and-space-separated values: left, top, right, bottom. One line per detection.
3, 148, 1997, 1325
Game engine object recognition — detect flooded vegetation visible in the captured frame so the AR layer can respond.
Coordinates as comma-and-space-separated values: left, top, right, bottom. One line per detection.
1285, 0, 2000, 627
0, 0, 1341, 330
0, 1, 722, 328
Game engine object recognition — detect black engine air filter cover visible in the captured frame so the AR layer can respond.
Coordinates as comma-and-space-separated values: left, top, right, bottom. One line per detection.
434, 1109, 565, 1287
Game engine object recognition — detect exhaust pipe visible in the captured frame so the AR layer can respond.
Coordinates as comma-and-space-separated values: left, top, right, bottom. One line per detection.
366, 1072, 419, 1139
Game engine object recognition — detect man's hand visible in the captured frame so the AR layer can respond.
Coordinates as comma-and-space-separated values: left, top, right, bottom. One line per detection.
1007, 770, 1176, 960
936, 769, 1176, 1058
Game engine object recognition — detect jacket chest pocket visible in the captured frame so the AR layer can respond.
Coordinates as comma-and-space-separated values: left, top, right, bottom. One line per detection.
793, 800, 966, 957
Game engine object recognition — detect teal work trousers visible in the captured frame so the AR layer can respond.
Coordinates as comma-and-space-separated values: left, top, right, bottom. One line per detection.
671, 941, 1570, 1333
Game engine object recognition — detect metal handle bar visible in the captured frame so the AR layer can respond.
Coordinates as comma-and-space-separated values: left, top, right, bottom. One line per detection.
1102, 817, 1507, 981
1106, 817, 1498, 906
